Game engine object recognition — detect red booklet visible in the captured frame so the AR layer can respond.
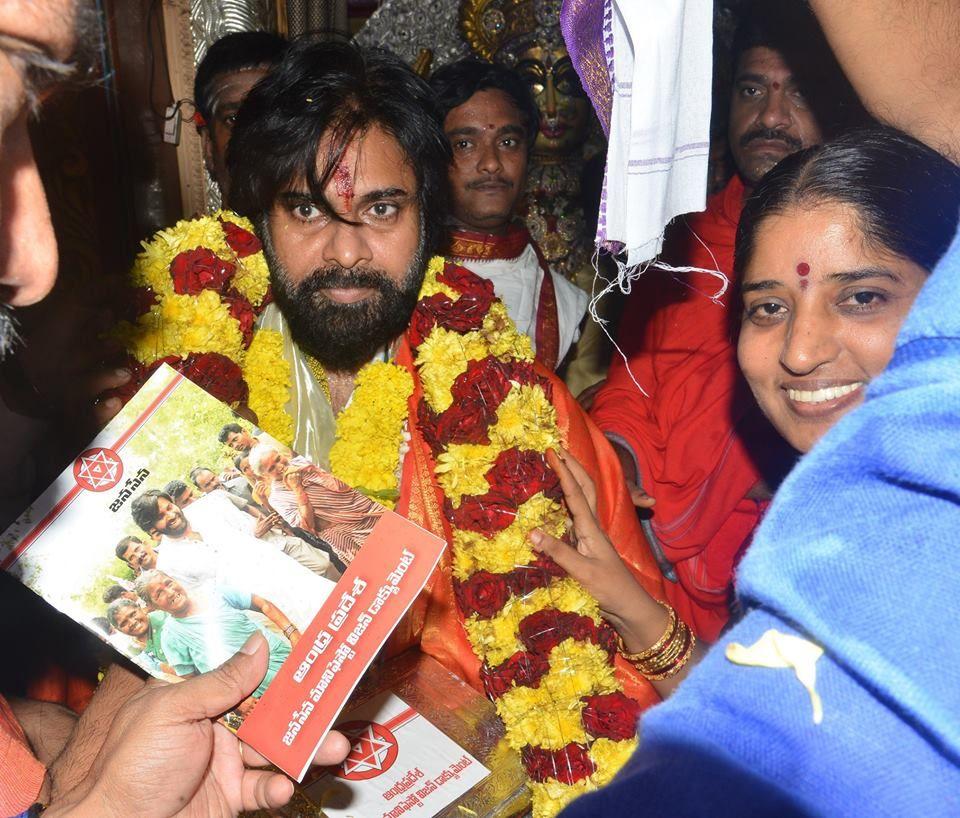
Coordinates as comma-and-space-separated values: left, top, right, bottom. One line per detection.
0, 364, 446, 780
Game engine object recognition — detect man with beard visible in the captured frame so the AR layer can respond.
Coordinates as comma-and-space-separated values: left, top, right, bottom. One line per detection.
588, 0, 866, 642
429, 59, 587, 370
225, 39, 668, 706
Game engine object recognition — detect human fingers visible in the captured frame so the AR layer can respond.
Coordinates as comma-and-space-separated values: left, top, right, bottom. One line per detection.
84, 366, 131, 402
629, 484, 656, 509
239, 768, 295, 811
310, 730, 351, 766
552, 447, 598, 514
161, 634, 269, 721
529, 528, 590, 575
546, 450, 604, 543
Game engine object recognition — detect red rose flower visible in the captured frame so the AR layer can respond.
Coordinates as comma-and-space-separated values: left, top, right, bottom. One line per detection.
408, 304, 438, 348
505, 556, 566, 596
518, 609, 567, 655
454, 570, 510, 618
438, 262, 496, 301
521, 743, 595, 785
432, 399, 492, 446
224, 295, 256, 347
416, 401, 443, 453
519, 610, 601, 655
420, 291, 493, 334
220, 219, 262, 257
449, 356, 515, 408
446, 489, 517, 534
581, 692, 641, 741
596, 621, 619, 659
179, 352, 248, 405
485, 448, 561, 504
170, 247, 236, 295
480, 650, 550, 698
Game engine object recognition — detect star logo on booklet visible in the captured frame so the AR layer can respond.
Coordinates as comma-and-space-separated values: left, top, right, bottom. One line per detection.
338, 719, 401, 780
73, 447, 123, 491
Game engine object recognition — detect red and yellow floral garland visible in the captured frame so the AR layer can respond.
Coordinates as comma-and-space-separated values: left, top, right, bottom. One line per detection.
111, 210, 294, 446
116, 216, 640, 815
409, 260, 639, 817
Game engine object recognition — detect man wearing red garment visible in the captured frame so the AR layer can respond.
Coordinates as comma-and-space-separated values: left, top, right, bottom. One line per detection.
591, 1, 863, 641
430, 59, 588, 371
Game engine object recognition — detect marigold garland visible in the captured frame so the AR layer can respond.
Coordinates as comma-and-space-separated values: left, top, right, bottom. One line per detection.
112, 211, 279, 428
410, 259, 640, 817
328, 361, 413, 509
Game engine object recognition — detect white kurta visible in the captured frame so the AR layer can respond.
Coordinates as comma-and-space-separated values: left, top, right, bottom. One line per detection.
457, 244, 589, 367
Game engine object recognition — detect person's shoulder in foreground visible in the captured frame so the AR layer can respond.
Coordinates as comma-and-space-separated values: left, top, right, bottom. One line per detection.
560, 229, 960, 817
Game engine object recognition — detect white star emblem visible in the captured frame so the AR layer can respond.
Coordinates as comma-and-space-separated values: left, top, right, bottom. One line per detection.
341, 724, 395, 776
75, 449, 121, 490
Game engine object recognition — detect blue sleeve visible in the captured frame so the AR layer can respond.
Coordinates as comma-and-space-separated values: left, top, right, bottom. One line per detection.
219, 586, 252, 610
159, 627, 196, 678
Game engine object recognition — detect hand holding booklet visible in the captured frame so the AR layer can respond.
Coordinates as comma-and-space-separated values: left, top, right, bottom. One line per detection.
0, 364, 447, 781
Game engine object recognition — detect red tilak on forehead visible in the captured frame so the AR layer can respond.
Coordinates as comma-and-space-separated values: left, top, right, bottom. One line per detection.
772, 81, 781, 91
333, 163, 354, 208
796, 262, 810, 276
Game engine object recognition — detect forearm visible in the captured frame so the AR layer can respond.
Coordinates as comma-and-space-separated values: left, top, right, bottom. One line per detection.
608, 596, 702, 698
253, 596, 296, 636
810, 0, 960, 160
295, 492, 316, 533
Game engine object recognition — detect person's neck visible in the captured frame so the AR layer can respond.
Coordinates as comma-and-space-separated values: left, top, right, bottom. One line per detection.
322, 335, 402, 415
449, 215, 512, 237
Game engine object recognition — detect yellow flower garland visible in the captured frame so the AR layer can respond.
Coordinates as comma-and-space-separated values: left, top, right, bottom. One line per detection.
328, 362, 413, 509
410, 260, 638, 818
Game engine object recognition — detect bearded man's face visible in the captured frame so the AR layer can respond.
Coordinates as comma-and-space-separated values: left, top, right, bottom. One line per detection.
261, 124, 427, 371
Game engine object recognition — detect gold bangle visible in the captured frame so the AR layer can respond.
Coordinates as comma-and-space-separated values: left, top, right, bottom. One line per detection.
642, 626, 696, 680
617, 603, 677, 662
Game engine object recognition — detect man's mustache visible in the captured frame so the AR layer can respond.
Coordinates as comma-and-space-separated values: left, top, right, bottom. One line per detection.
740, 127, 803, 152
298, 267, 393, 295
466, 177, 513, 190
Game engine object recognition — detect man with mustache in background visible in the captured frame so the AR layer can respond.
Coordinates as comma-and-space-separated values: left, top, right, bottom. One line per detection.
430, 59, 588, 371
589, 0, 867, 641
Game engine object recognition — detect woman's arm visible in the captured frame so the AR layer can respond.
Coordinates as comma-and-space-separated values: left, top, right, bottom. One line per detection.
531, 450, 702, 697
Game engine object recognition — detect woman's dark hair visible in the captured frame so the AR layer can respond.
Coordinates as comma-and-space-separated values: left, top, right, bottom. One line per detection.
228, 40, 452, 256
429, 58, 540, 149
194, 31, 288, 123
735, 127, 960, 276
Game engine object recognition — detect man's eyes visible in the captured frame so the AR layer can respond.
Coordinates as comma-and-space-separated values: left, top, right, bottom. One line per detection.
367, 202, 399, 220
291, 202, 323, 221
739, 85, 763, 98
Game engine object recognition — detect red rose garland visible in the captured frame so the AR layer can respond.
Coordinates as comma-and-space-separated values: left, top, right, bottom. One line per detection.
413, 261, 640, 816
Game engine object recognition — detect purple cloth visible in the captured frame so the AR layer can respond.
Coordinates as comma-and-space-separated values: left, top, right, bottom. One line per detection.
560, 0, 613, 135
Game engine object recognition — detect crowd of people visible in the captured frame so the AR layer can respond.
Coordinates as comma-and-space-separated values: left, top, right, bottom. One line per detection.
1, 0, 959, 815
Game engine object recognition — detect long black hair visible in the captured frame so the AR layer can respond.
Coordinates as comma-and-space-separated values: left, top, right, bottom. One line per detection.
228, 39, 452, 256
735, 127, 960, 276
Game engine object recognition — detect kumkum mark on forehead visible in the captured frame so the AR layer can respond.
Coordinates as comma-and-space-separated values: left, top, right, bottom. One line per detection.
333, 162, 354, 208
797, 262, 810, 289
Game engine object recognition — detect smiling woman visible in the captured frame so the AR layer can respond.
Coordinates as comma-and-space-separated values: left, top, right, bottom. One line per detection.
735, 126, 960, 453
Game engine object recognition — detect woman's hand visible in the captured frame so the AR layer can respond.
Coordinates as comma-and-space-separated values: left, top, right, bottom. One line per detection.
530, 449, 648, 627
